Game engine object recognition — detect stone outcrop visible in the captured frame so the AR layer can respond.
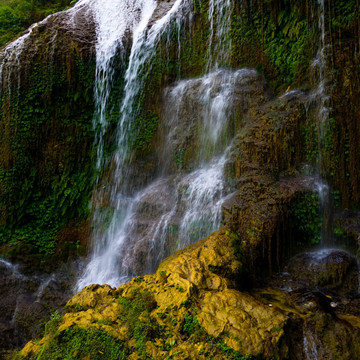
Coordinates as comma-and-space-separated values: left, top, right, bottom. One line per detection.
19, 231, 360, 360
19, 230, 290, 359
0, 259, 73, 358
288, 249, 359, 296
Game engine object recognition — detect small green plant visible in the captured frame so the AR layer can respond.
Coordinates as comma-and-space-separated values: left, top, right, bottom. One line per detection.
182, 311, 201, 337
290, 192, 322, 246
44, 311, 62, 336
174, 148, 186, 167
36, 327, 127, 360
118, 290, 158, 355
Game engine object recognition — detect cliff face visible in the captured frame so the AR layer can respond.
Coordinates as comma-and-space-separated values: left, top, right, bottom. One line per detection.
1, 0, 360, 358
1, 0, 359, 266
0, 3, 96, 258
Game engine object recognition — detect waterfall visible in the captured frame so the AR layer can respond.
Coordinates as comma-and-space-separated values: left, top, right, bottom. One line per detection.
309, 0, 333, 246
303, 324, 320, 360
76, 0, 248, 290
91, 0, 157, 169
78, 68, 255, 289
206, 0, 233, 70
77, 0, 191, 290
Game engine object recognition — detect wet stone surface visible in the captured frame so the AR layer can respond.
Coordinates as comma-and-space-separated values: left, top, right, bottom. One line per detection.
0, 258, 74, 355
288, 249, 359, 296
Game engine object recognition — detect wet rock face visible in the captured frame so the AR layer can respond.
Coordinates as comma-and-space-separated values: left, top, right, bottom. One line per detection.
222, 91, 309, 278
20, 230, 290, 360
159, 68, 269, 174
0, 259, 74, 355
288, 249, 359, 296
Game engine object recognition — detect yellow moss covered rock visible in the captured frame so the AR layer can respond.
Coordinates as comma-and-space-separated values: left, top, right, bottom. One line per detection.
198, 289, 288, 358
18, 229, 290, 359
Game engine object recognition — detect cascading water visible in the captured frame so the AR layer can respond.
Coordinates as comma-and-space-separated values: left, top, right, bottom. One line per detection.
77, 0, 192, 290
309, 0, 333, 246
91, 0, 156, 169
303, 324, 320, 360
206, 0, 233, 70
76, 0, 256, 289
78, 68, 256, 289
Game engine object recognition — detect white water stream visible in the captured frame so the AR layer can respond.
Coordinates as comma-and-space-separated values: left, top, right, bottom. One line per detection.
77, 0, 244, 289
78, 68, 252, 289
78, 0, 191, 289
303, 324, 320, 360
305, 0, 333, 246
206, 0, 233, 70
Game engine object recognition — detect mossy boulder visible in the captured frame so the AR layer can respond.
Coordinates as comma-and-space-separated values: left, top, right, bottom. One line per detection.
288, 249, 359, 296
18, 230, 291, 360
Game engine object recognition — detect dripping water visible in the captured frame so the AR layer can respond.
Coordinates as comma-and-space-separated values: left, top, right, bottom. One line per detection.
206, 0, 233, 70
303, 324, 320, 360
309, 0, 333, 246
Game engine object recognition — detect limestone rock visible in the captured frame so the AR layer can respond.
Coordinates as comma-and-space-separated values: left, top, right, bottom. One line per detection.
18, 230, 291, 359
288, 249, 359, 296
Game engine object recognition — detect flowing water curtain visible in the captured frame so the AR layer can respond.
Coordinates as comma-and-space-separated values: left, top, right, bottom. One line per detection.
77, 0, 193, 290
141, 68, 260, 277
206, 0, 233, 70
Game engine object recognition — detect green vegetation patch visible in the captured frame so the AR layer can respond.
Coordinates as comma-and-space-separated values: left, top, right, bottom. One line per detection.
117, 289, 159, 356
0, 0, 75, 48
19, 327, 127, 360
289, 191, 322, 246
0, 54, 96, 257
231, 0, 316, 91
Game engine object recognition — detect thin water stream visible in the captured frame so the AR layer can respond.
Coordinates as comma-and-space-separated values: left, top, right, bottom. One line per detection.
307, 0, 333, 247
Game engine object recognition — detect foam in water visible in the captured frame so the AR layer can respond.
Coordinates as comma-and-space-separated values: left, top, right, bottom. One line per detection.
303, 325, 319, 360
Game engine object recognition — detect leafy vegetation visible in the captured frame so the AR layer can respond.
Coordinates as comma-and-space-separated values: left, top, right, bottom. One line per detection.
231, 0, 316, 91
16, 327, 127, 360
0, 0, 76, 48
289, 192, 322, 246
0, 54, 96, 257
117, 289, 159, 356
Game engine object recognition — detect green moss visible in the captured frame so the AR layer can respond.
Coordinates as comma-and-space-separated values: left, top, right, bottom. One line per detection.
118, 289, 159, 356
23, 327, 127, 360
133, 110, 159, 151
289, 192, 322, 246
330, 0, 360, 31
0, 54, 96, 256
231, 0, 316, 92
